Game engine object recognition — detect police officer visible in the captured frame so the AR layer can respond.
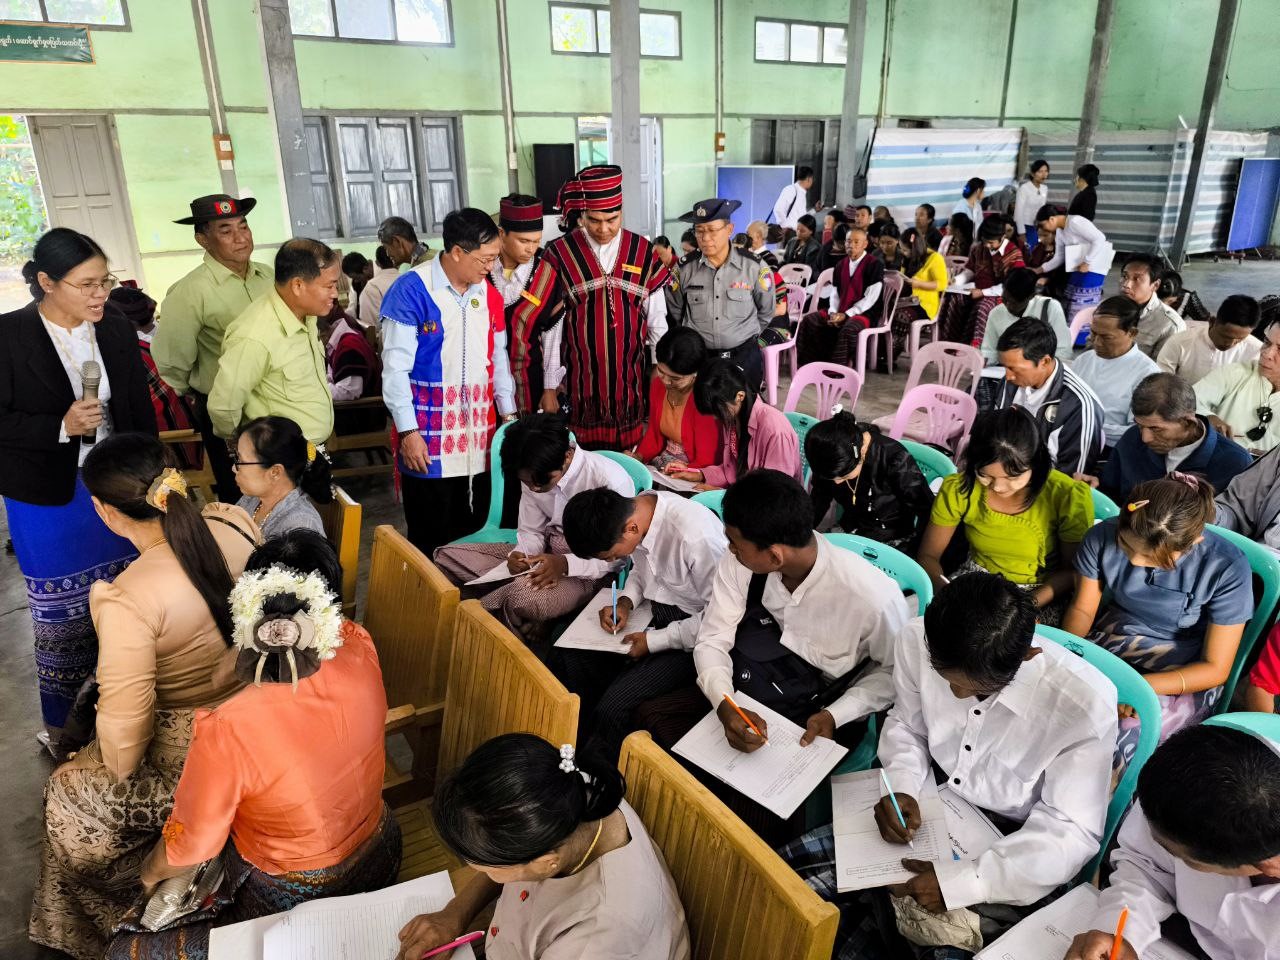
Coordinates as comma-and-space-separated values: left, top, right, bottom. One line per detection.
667, 198, 775, 388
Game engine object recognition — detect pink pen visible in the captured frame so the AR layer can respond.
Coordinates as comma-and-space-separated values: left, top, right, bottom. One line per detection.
420, 930, 485, 959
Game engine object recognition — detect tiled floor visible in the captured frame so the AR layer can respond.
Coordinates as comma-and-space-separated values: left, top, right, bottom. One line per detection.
1, 256, 1276, 957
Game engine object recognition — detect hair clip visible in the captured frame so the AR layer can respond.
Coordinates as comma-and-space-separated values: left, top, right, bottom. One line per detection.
558, 743, 577, 774
1167, 470, 1199, 489
145, 468, 189, 514
1126, 499, 1150, 513
306, 441, 317, 464
830, 403, 844, 416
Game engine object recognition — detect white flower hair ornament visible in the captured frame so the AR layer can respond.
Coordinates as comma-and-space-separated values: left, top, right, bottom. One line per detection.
229, 565, 343, 692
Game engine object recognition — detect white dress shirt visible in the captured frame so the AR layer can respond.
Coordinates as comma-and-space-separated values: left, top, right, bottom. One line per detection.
1013, 363, 1058, 417
693, 536, 909, 727
585, 231, 668, 347
1157, 323, 1261, 387
1092, 799, 1280, 960
513, 446, 632, 580
620, 492, 729, 653
955, 238, 1015, 298
357, 266, 399, 325
826, 253, 883, 317
773, 181, 808, 230
1013, 180, 1048, 231
1071, 345, 1161, 446
489, 258, 565, 389
42, 313, 113, 464
1039, 216, 1110, 273
879, 619, 1117, 909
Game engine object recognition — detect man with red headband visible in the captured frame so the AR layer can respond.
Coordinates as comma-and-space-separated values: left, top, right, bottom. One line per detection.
491, 194, 566, 416
544, 165, 672, 450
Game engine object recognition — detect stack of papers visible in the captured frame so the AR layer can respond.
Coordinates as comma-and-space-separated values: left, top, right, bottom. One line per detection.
672, 693, 847, 819
975, 884, 1195, 960
210, 871, 474, 960
553, 587, 653, 653
466, 562, 531, 587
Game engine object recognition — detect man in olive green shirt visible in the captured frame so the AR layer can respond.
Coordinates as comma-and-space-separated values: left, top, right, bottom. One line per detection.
155, 194, 273, 499
208, 238, 338, 445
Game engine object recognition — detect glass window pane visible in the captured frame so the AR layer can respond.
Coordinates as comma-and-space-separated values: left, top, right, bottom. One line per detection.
289, 0, 335, 36
336, 0, 393, 40
754, 20, 786, 61
0, 1, 42, 21
639, 12, 678, 57
823, 26, 846, 64
790, 23, 820, 63
596, 10, 610, 54
43, 0, 125, 24
395, 0, 450, 43
550, 5, 596, 52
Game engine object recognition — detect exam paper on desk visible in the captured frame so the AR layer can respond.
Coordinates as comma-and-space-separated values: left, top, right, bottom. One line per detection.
672, 692, 847, 819
210, 871, 475, 960
832, 772, 950, 893
553, 586, 654, 653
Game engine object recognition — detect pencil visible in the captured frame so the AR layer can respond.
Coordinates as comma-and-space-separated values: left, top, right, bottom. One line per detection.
722, 693, 768, 743
879, 769, 916, 851
1108, 907, 1129, 960
611, 580, 618, 635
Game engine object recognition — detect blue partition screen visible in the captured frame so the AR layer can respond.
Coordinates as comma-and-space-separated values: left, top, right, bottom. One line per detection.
715, 165, 795, 235
1227, 158, 1280, 251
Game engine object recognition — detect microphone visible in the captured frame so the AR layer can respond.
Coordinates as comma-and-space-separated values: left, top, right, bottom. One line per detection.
81, 360, 101, 447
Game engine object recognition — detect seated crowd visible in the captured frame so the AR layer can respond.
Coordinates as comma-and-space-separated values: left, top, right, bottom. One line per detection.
4, 160, 1279, 960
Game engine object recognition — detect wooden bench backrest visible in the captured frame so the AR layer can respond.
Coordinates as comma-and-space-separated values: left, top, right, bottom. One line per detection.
314, 484, 361, 618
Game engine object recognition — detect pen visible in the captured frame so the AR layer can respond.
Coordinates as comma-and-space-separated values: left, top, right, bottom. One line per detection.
611, 580, 618, 635
420, 931, 485, 959
879, 769, 915, 851
722, 693, 768, 744
1108, 907, 1129, 960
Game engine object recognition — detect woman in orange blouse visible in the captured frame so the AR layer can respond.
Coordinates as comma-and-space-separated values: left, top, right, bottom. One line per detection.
107, 531, 400, 960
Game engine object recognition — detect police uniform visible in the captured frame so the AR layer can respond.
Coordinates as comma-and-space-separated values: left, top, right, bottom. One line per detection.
667, 198, 775, 387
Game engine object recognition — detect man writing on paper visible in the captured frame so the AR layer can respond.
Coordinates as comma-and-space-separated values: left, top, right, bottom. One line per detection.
1067, 723, 1280, 960
782, 574, 1117, 959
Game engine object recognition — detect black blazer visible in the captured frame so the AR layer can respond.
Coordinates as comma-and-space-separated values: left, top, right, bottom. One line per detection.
0, 301, 156, 506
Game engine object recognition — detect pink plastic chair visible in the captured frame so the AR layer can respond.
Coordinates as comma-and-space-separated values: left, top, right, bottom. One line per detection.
888, 384, 978, 453
854, 271, 903, 381
785, 284, 808, 325
778, 263, 812, 288
761, 336, 797, 406
902, 341, 984, 396
945, 255, 969, 277
782, 362, 863, 419
806, 267, 835, 313
1069, 305, 1095, 348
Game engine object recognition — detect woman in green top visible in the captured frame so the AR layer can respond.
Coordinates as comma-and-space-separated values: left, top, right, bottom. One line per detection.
917, 408, 1092, 623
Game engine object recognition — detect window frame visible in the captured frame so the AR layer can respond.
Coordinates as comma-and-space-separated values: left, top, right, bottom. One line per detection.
753, 17, 847, 66
305, 110, 467, 241
547, 2, 681, 60
289, 0, 455, 48
4, 0, 131, 30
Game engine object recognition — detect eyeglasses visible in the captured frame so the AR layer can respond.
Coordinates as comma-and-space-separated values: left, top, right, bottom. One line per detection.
1246, 406, 1274, 443
61, 275, 118, 295
467, 251, 500, 269
232, 457, 264, 467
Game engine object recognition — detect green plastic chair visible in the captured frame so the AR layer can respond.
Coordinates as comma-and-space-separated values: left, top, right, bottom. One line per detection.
691, 488, 725, 518
452, 420, 518, 545
1205, 711, 1280, 741
1091, 487, 1120, 521
784, 410, 819, 486
597, 450, 653, 493
1035, 624, 1161, 880
823, 533, 932, 616
898, 438, 957, 489
1205, 524, 1280, 712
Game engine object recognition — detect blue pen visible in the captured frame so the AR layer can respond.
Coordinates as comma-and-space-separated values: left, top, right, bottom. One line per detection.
879, 770, 915, 851
611, 580, 618, 635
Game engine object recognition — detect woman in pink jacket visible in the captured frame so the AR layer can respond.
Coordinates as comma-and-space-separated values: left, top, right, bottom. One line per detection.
668, 358, 802, 490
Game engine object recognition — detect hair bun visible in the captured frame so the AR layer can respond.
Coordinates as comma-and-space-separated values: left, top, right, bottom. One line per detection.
20, 260, 38, 282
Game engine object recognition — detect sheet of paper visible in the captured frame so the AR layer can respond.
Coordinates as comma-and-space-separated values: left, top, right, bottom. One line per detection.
672, 692, 847, 819
553, 587, 654, 653
212, 871, 473, 960
647, 465, 702, 494
466, 561, 531, 586
939, 785, 1002, 862
946, 282, 975, 294
831, 770, 949, 893
975, 883, 1195, 960
980, 365, 1006, 379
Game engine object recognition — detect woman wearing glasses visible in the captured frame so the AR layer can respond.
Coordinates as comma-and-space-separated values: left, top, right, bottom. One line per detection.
0, 228, 154, 755
1193, 317, 1280, 454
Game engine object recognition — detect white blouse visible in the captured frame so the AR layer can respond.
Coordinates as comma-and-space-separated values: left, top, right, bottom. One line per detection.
41, 312, 113, 465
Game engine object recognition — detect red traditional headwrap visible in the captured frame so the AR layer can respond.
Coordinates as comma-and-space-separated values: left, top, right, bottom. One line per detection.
499, 195, 544, 233
577, 164, 623, 212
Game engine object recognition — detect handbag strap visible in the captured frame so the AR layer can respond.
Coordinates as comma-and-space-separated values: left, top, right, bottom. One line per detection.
206, 512, 260, 547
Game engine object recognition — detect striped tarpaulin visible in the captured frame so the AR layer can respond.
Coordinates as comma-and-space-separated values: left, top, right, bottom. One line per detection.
865, 127, 1022, 225
1157, 130, 1269, 255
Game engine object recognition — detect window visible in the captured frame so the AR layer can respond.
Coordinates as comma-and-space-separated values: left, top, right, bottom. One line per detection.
576, 117, 610, 168
289, 0, 451, 44
0, 0, 127, 25
549, 3, 680, 58
304, 114, 463, 238
754, 19, 846, 65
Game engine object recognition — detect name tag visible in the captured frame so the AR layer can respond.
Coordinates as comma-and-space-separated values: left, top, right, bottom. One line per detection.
622, 263, 643, 275
520, 289, 543, 308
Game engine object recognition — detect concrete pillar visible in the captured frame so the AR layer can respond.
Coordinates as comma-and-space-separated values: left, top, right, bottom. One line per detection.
256, 0, 317, 236
1072, 0, 1116, 180
1169, 0, 1240, 267
191, 0, 237, 196
835, 0, 868, 204
495, 0, 520, 194
609, 0, 643, 233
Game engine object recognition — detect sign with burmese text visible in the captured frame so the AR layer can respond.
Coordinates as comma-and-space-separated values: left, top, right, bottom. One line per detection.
0, 21, 94, 64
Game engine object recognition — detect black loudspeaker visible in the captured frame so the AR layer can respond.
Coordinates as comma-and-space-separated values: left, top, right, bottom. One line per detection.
533, 143, 576, 209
